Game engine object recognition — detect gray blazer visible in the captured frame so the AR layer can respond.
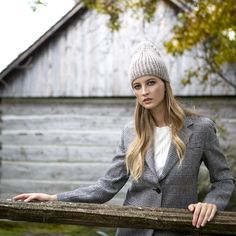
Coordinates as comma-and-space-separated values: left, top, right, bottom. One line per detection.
57, 116, 235, 236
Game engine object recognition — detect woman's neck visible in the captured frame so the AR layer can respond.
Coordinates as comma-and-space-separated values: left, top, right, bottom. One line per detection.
151, 105, 169, 127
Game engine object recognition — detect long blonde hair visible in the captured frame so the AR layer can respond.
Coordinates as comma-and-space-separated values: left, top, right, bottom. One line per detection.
126, 81, 193, 181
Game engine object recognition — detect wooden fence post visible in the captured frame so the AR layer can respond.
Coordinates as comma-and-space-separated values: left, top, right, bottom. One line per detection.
0, 200, 235, 235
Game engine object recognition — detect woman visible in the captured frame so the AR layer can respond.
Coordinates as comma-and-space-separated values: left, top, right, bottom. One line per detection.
14, 41, 235, 236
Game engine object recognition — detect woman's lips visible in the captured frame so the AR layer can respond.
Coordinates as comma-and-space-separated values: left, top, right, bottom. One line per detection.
143, 98, 152, 103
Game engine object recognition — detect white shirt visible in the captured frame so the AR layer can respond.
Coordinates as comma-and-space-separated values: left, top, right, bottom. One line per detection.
154, 126, 171, 177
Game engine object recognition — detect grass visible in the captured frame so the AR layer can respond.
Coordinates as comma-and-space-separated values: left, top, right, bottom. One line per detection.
0, 220, 116, 236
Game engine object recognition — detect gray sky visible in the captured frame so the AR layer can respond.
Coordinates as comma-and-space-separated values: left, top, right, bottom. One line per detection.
0, 0, 75, 72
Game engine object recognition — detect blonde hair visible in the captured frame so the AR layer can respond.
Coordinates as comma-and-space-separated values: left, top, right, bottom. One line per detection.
126, 81, 194, 181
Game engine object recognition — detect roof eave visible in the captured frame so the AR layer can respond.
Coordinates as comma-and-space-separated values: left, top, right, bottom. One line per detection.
168, 0, 192, 12
0, 2, 87, 81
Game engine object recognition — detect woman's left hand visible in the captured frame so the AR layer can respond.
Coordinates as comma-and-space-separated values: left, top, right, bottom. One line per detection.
188, 202, 217, 228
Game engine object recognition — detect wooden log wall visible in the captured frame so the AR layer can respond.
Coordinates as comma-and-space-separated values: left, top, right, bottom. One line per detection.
0, 97, 235, 206
0, 201, 236, 235
0, 98, 134, 203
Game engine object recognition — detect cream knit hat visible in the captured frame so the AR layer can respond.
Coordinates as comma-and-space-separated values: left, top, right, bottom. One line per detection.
128, 41, 170, 84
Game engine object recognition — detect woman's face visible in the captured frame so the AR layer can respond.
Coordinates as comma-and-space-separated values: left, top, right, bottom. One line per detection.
132, 75, 166, 111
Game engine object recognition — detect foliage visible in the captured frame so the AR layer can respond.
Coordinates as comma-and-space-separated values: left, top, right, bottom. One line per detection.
0, 220, 115, 236
32, 0, 236, 88
79, 0, 159, 31
164, 0, 236, 88
29, 0, 47, 11
210, 112, 228, 140
74, 0, 236, 89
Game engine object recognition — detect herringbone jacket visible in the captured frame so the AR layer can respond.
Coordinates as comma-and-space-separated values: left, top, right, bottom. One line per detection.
57, 116, 235, 236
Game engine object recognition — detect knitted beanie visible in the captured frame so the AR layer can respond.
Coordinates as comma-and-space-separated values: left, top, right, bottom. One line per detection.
128, 41, 170, 84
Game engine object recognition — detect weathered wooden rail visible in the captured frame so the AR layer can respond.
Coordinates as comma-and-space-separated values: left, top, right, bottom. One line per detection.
0, 200, 236, 235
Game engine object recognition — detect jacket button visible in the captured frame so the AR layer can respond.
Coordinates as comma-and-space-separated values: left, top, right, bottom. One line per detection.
153, 187, 161, 194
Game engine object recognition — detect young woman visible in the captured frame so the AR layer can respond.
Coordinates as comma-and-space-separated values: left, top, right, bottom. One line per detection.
14, 41, 235, 236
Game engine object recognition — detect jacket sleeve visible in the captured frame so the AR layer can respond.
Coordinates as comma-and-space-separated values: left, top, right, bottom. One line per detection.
202, 119, 235, 210
57, 126, 130, 203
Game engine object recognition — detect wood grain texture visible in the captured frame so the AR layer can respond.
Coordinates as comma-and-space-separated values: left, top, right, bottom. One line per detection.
2, 114, 130, 130
0, 146, 115, 162
0, 1, 235, 97
0, 131, 120, 146
0, 201, 235, 235
0, 98, 132, 202
0, 98, 135, 115
2, 161, 111, 181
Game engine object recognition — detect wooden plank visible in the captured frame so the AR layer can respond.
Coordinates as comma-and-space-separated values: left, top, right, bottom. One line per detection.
2, 115, 236, 134
2, 97, 236, 119
3, 117, 236, 144
0, 179, 127, 203
180, 98, 236, 119
1, 161, 114, 182
0, 179, 96, 194
0, 131, 120, 146
0, 201, 235, 235
0, 146, 116, 162
0, 98, 135, 116
2, 114, 130, 130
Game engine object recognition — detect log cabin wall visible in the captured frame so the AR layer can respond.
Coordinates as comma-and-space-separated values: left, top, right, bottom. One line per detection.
0, 97, 235, 205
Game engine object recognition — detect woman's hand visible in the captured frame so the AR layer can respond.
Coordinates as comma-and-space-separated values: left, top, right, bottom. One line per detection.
13, 193, 57, 202
188, 202, 217, 228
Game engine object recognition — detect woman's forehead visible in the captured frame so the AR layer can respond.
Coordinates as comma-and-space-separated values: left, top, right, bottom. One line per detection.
132, 75, 161, 84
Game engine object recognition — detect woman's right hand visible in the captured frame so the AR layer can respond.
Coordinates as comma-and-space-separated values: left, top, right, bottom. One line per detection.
13, 193, 57, 202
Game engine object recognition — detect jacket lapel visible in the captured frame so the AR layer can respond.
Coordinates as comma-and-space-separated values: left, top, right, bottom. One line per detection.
158, 117, 194, 182
158, 143, 178, 181
145, 145, 158, 177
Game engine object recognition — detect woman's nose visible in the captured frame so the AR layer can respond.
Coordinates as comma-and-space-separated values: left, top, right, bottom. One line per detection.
141, 86, 149, 95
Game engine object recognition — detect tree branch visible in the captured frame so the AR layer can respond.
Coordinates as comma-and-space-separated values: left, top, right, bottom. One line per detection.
202, 43, 236, 89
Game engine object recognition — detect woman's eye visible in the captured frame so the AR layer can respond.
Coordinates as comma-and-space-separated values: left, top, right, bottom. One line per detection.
133, 85, 141, 90
147, 80, 155, 86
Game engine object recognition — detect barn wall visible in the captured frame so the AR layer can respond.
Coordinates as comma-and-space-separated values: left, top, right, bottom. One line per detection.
0, 0, 235, 98
0, 97, 235, 205
0, 98, 134, 204
0, 98, 2, 194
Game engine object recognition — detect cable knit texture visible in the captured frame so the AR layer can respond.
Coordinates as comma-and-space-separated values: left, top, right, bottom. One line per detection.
128, 41, 170, 83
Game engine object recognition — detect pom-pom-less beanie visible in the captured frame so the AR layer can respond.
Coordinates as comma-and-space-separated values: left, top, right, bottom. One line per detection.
129, 41, 170, 84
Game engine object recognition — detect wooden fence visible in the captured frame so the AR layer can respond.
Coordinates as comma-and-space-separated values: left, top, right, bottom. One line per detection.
0, 200, 236, 235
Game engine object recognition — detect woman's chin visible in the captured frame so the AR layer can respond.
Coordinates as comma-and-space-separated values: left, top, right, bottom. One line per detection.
142, 104, 155, 110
